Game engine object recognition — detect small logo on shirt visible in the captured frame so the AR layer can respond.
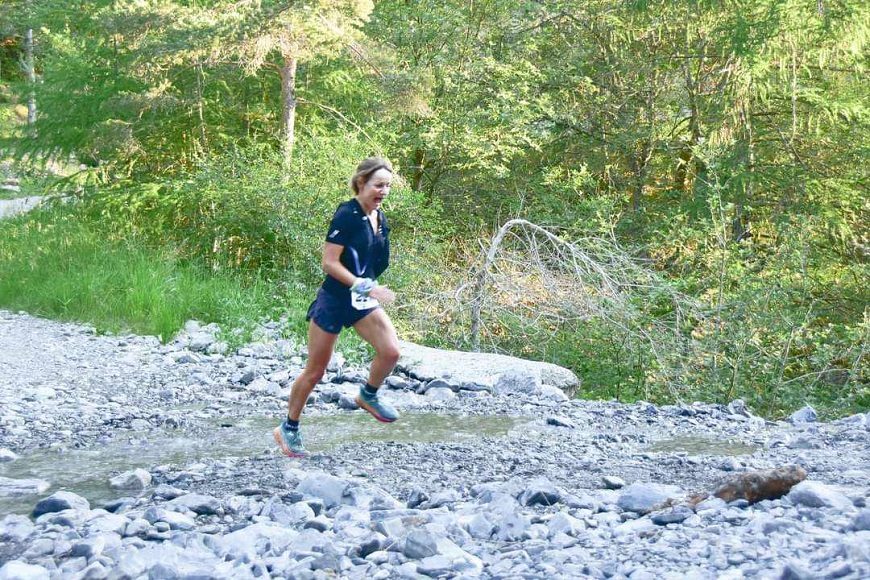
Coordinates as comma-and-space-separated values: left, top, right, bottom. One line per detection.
328, 229, 340, 239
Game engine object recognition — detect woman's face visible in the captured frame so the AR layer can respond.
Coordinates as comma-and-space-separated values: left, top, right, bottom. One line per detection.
357, 168, 392, 213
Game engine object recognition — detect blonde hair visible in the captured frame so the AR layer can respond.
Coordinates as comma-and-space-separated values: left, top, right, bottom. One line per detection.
350, 157, 393, 194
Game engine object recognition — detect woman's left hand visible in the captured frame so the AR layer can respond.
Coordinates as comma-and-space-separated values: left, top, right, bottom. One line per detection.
370, 285, 396, 305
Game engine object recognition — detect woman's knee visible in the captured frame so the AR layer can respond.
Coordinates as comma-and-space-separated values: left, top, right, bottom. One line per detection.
378, 343, 401, 365
300, 364, 327, 385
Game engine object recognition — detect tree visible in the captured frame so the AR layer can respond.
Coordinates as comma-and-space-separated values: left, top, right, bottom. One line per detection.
210, 0, 375, 168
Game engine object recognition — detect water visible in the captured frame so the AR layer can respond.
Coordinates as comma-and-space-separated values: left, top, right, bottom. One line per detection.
648, 436, 758, 456
0, 413, 527, 516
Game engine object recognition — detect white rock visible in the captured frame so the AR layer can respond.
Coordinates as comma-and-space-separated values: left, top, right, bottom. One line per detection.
109, 468, 152, 491
0, 561, 50, 580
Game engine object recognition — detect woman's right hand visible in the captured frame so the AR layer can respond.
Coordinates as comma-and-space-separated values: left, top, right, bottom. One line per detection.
369, 285, 396, 305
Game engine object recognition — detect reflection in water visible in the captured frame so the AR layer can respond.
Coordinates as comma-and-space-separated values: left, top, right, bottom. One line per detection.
0, 413, 527, 516
648, 436, 758, 456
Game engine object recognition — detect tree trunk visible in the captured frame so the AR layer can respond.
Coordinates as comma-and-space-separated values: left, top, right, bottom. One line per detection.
280, 57, 298, 168
25, 27, 37, 125
411, 148, 425, 192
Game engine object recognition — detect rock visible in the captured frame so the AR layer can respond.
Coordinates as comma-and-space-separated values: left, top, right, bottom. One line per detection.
168, 493, 222, 515
546, 416, 576, 428
854, 509, 870, 531
32, 491, 90, 517
187, 332, 215, 352
519, 479, 562, 506
109, 468, 152, 491
727, 399, 752, 417
617, 482, 684, 514
426, 386, 456, 401
787, 481, 855, 510
465, 513, 495, 539
0, 476, 50, 497
488, 496, 531, 541
152, 484, 185, 500
602, 476, 626, 490
494, 370, 542, 396
338, 394, 359, 410
0, 561, 50, 580
778, 561, 815, 580
651, 505, 694, 525
70, 536, 107, 559
423, 379, 457, 393
547, 512, 585, 537
790, 405, 818, 424
297, 473, 350, 509
0, 514, 34, 542
0, 448, 17, 462
396, 340, 579, 389
402, 529, 482, 573
86, 512, 129, 535
262, 498, 314, 525
713, 465, 807, 504
540, 384, 569, 402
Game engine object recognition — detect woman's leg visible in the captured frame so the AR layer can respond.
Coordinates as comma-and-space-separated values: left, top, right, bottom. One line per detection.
352, 308, 400, 388
286, 320, 340, 421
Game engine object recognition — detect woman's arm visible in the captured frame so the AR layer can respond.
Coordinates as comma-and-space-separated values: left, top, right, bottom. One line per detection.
322, 242, 357, 287
322, 242, 396, 304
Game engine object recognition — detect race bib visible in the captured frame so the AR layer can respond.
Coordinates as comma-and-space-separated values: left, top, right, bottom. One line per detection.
351, 293, 379, 310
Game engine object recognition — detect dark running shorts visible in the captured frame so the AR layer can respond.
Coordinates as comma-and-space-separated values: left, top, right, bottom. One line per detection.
306, 288, 378, 335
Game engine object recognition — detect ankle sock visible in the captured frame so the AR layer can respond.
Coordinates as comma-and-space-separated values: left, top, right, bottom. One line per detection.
284, 417, 299, 431
363, 383, 378, 397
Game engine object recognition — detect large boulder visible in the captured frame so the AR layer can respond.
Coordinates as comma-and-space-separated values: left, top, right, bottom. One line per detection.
396, 340, 579, 390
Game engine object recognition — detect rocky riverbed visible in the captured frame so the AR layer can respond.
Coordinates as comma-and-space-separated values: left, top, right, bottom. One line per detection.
0, 309, 868, 579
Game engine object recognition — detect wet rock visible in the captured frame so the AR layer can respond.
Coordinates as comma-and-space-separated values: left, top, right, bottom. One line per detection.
0, 476, 50, 497
32, 491, 90, 517
109, 468, 152, 491
713, 465, 807, 504
854, 509, 870, 531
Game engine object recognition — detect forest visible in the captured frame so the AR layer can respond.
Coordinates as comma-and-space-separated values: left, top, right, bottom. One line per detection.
0, 0, 867, 417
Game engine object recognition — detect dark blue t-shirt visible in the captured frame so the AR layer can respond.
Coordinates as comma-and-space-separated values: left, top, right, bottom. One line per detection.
321, 198, 390, 296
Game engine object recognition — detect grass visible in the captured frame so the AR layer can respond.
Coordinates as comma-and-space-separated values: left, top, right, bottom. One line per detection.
0, 208, 285, 341
0, 205, 376, 363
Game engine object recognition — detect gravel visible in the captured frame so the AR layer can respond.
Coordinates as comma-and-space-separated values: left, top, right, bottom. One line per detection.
1, 309, 868, 579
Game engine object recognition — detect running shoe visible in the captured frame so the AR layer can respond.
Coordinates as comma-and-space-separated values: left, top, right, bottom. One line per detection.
355, 387, 399, 423
273, 421, 307, 457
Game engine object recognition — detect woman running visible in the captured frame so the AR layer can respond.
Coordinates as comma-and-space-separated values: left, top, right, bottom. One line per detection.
274, 157, 401, 457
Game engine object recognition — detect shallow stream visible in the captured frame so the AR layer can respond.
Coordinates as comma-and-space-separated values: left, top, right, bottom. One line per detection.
0, 413, 528, 515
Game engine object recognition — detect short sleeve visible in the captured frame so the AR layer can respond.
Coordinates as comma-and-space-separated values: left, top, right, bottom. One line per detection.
325, 205, 354, 246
